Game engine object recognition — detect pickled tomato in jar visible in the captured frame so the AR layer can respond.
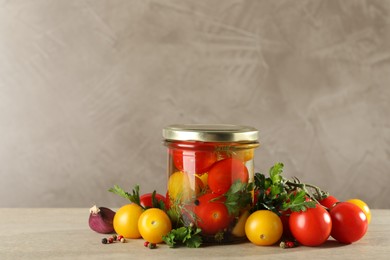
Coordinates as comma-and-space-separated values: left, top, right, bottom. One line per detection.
163, 124, 259, 243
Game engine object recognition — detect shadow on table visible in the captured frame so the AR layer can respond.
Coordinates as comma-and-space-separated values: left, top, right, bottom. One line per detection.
316, 239, 349, 248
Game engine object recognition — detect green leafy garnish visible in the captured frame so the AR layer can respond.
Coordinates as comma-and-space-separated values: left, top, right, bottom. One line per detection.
162, 226, 202, 248
150, 190, 166, 210
217, 181, 253, 216
253, 163, 318, 214
108, 184, 141, 205
281, 190, 316, 212
108, 184, 165, 210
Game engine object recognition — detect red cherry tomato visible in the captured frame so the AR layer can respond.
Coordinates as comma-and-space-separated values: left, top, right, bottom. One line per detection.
207, 158, 249, 195
289, 204, 332, 246
330, 202, 368, 244
194, 193, 231, 235
172, 148, 217, 175
319, 195, 339, 209
140, 193, 166, 208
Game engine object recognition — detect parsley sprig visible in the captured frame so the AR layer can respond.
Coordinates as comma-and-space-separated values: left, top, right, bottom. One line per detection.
253, 163, 319, 214
108, 184, 141, 204
213, 181, 253, 216
162, 226, 202, 248
108, 184, 165, 210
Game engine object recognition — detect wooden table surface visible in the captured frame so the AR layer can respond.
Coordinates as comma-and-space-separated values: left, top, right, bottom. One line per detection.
0, 208, 389, 259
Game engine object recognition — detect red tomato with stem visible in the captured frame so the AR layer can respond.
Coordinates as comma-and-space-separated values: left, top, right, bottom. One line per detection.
194, 193, 231, 235
330, 202, 368, 244
140, 193, 166, 208
319, 195, 339, 210
289, 204, 332, 246
207, 158, 249, 195
172, 148, 217, 175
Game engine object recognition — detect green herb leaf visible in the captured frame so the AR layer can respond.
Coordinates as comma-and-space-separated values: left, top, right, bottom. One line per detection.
253, 163, 321, 214
109, 184, 166, 210
221, 181, 253, 216
162, 232, 176, 247
185, 233, 202, 248
150, 190, 166, 210
281, 190, 317, 212
162, 226, 202, 248
270, 162, 284, 184
229, 181, 246, 194
108, 184, 141, 205
254, 172, 266, 190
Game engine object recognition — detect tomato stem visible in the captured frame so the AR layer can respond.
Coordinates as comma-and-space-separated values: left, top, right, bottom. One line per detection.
285, 179, 326, 205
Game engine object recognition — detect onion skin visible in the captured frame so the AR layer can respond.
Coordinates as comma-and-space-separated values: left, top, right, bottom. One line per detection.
89, 205, 115, 234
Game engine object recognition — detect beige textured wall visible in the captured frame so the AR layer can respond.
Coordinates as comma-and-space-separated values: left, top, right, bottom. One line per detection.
0, 0, 389, 208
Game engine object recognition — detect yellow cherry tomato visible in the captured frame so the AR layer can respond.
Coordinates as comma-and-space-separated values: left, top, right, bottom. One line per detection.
245, 210, 283, 246
231, 210, 250, 237
347, 199, 371, 224
113, 204, 143, 238
138, 208, 172, 244
168, 171, 203, 202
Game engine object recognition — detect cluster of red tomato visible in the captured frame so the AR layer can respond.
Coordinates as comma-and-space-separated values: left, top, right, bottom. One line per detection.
280, 195, 370, 246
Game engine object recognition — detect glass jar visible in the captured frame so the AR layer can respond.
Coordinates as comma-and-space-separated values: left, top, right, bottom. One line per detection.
163, 124, 259, 243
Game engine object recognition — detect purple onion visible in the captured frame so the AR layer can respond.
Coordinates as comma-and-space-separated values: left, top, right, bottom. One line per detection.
89, 205, 115, 234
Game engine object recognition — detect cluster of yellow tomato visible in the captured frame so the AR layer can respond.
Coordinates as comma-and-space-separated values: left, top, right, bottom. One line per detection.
113, 204, 172, 244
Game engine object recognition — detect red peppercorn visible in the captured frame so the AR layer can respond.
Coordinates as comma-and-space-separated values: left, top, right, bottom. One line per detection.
280, 240, 297, 249
117, 235, 124, 241
144, 241, 150, 247
108, 237, 114, 243
286, 241, 295, 248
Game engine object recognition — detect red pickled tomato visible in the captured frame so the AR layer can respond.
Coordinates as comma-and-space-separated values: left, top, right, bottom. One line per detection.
207, 158, 249, 195
194, 193, 231, 235
172, 149, 217, 175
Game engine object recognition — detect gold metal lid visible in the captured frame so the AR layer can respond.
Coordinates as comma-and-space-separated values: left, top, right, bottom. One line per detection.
163, 124, 259, 142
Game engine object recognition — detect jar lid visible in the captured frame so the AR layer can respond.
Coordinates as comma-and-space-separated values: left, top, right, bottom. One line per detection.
163, 124, 259, 142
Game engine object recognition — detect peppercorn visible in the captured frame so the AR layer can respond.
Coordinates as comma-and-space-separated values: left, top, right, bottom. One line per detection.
144, 241, 150, 247
120, 237, 126, 243
101, 238, 108, 244
286, 241, 295, 248
112, 234, 117, 241
108, 237, 114, 243
148, 243, 157, 249
117, 235, 124, 241
280, 240, 297, 249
